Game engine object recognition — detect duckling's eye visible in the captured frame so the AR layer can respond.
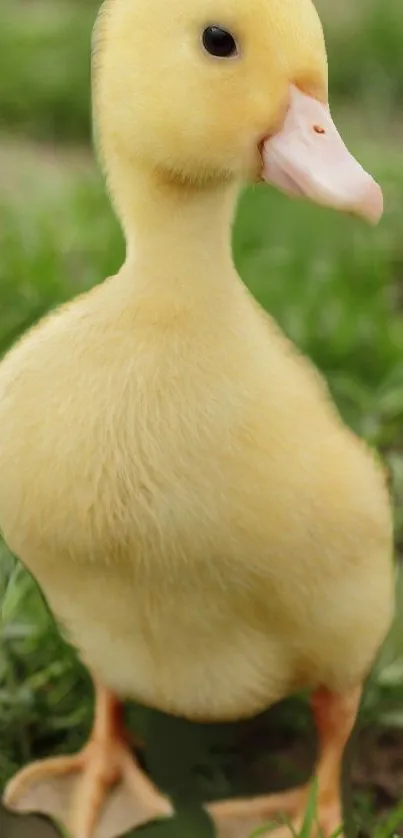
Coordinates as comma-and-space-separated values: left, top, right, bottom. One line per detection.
202, 26, 238, 59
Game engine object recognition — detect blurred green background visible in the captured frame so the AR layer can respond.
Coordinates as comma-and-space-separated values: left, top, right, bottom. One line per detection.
1, 1, 403, 836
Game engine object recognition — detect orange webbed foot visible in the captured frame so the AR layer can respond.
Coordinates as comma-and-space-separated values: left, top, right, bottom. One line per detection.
3, 684, 173, 838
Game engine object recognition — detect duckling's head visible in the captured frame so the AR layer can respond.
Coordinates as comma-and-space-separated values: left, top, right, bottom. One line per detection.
94, 0, 382, 223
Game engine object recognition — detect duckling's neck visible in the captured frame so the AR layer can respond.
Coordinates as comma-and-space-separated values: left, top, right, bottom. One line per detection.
110, 164, 239, 304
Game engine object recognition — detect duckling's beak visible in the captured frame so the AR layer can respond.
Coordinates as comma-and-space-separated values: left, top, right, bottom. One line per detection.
261, 86, 383, 224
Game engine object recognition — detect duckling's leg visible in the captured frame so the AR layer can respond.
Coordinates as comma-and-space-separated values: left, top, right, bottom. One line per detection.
3, 680, 173, 838
207, 686, 361, 838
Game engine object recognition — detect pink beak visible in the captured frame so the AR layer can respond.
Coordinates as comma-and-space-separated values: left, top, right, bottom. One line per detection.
261, 86, 383, 225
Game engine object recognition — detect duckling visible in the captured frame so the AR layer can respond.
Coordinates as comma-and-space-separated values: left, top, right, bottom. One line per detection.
0, 0, 394, 836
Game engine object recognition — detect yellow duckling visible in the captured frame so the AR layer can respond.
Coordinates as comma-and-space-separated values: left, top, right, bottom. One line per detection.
0, 0, 394, 836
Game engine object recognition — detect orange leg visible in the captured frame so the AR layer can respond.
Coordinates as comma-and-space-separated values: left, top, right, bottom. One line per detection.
3, 680, 173, 838
207, 686, 362, 838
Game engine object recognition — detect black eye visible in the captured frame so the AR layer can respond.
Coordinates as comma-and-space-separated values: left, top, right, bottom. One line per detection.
202, 26, 238, 59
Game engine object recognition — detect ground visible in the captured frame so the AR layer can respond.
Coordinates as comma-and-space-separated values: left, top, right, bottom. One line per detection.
1, 0, 403, 836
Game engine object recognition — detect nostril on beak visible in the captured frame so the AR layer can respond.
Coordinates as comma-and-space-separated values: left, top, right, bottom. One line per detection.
313, 124, 326, 135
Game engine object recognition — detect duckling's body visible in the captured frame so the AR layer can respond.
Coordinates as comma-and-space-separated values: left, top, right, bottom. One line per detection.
0, 255, 392, 722
0, 0, 394, 835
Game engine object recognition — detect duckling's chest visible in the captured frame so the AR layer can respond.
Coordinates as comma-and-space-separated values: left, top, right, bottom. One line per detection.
0, 296, 392, 718
0, 308, 317, 718
0, 293, 318, 563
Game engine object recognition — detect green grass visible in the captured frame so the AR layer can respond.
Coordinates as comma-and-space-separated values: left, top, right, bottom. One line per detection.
253, 782, 403, 836
0, 1, 94, 142
1, 0, 403, 836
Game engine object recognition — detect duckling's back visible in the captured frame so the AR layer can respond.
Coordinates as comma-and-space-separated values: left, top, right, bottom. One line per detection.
0, 272, 394, 722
